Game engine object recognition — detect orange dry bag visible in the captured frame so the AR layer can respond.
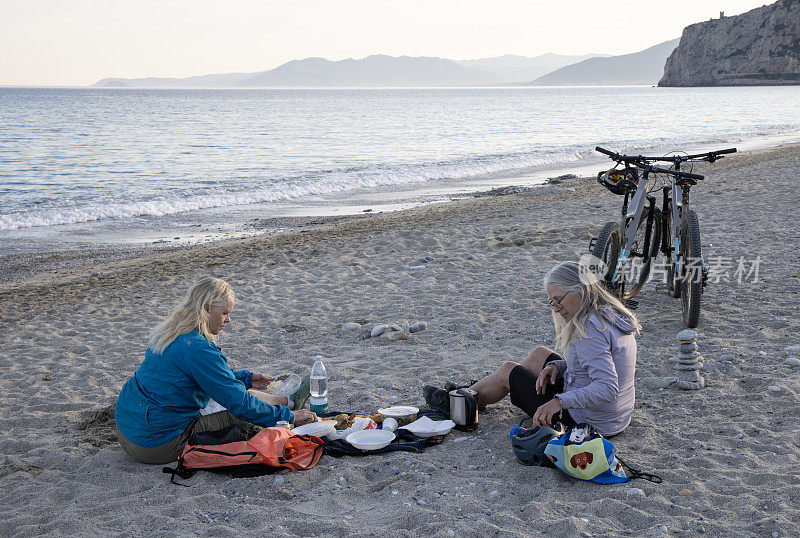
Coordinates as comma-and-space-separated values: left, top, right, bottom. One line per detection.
163, 423, 325, 484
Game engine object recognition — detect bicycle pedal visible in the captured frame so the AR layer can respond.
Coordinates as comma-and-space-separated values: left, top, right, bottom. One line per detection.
624, 299, 640, 310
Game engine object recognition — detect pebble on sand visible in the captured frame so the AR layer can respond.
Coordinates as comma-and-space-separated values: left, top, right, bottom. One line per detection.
342, 322, 361, 332
784, 358, 800, 367
409, 321, 428, 333
676, 329, 698, 342
370, 324, 388, 337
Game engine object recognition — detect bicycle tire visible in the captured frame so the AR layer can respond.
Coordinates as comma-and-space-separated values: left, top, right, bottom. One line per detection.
624, 207, 662, 299
665, 203, 681, 298
591, 222, 621, 289
680, 209, 702, 328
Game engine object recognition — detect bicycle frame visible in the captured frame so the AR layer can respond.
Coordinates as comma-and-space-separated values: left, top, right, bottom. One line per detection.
610, 170, 653, 283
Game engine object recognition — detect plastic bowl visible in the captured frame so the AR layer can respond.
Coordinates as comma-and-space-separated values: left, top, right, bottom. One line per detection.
266, 373, 302, 397
378, 405, 419, 427
345, 429, 396, 450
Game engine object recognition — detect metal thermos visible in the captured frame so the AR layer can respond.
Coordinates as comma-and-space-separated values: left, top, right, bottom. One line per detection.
449, 389, 478, 431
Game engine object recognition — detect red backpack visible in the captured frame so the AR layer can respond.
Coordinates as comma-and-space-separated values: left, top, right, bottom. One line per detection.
164, 423, 325, 484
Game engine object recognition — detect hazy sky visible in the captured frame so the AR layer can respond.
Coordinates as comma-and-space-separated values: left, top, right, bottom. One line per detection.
0, 0, 774, 86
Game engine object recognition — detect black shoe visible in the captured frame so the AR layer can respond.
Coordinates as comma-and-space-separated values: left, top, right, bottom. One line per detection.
444, 380, 478, 392
423, 385, 451, 417
444, 381, 486, 412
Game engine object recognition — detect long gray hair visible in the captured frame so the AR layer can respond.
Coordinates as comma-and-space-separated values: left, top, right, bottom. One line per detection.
148, 276, 234, 354
543, 261, 640, 354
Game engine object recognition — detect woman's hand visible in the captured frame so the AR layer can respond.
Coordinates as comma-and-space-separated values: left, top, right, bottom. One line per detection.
532, 397, 562, 428
250, 373, 275, 390
536, 363, 557, 394
292, 409, 318, 426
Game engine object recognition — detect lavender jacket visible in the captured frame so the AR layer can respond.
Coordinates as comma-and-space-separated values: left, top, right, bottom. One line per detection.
552, 308, 637, 436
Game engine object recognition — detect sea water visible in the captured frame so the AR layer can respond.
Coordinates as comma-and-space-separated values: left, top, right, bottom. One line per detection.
2, 86, 799, 254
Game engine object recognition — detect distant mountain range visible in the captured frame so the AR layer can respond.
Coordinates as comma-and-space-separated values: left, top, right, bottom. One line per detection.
529, 39, 680, 85
93, 41, 678, 88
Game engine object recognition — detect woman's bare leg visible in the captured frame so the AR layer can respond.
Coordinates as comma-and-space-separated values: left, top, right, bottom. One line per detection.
248, 389, 288, 406
470, 361, 519, 405
470, 347, 557, 406
520, 346, 557, 375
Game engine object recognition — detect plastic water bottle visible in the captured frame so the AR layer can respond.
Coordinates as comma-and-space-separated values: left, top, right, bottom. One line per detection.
309, 355, 328, 414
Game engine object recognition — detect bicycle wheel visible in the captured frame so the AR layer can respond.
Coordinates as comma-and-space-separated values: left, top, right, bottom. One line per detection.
624, 208, 662, 299
591, 222, 621, 289
680, 209, 702, 328
665, 203, 681, 298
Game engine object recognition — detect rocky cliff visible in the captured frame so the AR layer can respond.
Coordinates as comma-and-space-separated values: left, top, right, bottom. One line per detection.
659, 0, 800, 86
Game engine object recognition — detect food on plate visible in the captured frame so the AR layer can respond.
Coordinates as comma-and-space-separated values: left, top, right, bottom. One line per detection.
332, 413, 384, 430
265, 374, 290, 393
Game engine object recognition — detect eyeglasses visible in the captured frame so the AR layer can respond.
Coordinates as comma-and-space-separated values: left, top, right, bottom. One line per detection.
548, 291, 571, 310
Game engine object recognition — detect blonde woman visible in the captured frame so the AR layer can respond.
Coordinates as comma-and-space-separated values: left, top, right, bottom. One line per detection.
115, 277, 317, 464
424, 260, 640, 437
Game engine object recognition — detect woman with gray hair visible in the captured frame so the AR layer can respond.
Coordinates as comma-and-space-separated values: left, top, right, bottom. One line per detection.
424, 260, 640, 437
115, 276, 317, 464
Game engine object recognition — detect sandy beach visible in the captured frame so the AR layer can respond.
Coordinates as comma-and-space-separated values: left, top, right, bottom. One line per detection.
1, 143, 799, 537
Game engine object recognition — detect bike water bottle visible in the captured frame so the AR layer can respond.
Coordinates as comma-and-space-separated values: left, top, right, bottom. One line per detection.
309, 355, 328, 414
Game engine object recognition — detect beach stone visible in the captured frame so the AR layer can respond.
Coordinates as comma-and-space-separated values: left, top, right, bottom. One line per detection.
674, 362, 704, 371
370, 324, 388, 338
409, 321, 428, 333
401, 321, 410, 332
678, 489, 692, 496
767, 385, 781, 392
680, 369, 703, 381
784, 358, 800, 367
676, 329, 698, 342
342, 322, 361, 332
641, 377, 677, 389
389, 324, 403, 332
677, 378, 705, 390
678, 350, 701, 359
679, 342, 699, 353
626, 487, 646, 498
387, 331, 408, 342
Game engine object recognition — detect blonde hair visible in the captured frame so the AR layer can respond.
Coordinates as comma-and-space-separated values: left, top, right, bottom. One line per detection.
543, 261, 640, 355
148, 276, 234, 354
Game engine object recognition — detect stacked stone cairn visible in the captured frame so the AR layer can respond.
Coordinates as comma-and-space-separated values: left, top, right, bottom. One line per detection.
671, 329, 704, 390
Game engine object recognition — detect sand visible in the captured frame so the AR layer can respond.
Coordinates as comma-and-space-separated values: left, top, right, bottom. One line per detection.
1, 144, 799, 537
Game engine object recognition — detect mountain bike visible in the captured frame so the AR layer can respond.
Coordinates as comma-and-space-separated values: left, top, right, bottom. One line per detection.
590, 146, 736, 328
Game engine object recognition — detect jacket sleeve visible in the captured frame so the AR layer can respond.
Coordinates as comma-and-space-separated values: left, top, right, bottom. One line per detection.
557, 320, 619, 410
232, 369, 253, 388
186, 344, 293, 426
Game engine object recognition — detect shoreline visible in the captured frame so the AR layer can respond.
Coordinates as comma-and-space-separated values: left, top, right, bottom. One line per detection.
4, 126, 800, 285
0, 135, 794, 291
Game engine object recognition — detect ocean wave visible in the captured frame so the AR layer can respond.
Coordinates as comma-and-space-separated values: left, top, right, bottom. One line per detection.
0, 150, 585, 231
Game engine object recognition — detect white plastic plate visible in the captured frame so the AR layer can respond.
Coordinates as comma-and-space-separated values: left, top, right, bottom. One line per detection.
400, 416, 456, 437
345, 429, 396, 450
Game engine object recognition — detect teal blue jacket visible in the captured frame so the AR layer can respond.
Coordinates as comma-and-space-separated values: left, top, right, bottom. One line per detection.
115, 330, 293, 447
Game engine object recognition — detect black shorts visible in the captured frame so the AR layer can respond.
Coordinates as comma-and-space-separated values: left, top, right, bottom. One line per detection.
509, 353, 576, 429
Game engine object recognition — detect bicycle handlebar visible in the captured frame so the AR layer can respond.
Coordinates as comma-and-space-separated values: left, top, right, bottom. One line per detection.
595, 146, 736, 164
646, 165, 704, 181
595, 146, 705, 181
